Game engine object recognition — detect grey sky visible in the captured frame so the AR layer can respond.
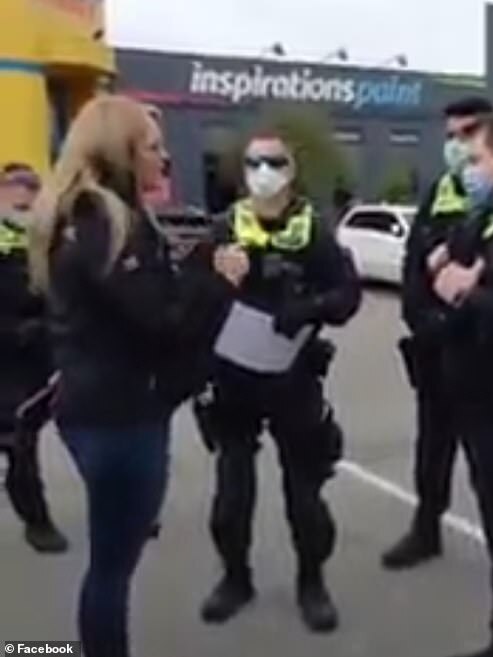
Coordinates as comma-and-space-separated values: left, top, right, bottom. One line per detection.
107, 0, 489, 75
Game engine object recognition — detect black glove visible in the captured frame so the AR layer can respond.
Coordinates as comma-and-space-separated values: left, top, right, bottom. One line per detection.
304, 338, 336, 377
274, 298, 320, 339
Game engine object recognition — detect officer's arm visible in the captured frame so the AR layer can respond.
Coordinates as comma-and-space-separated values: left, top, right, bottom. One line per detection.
462, 238, 493, 323
309, 224, 362, 326
402, 184, 438, 333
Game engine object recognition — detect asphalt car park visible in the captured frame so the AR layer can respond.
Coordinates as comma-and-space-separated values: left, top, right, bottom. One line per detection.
0, 289, 487, 657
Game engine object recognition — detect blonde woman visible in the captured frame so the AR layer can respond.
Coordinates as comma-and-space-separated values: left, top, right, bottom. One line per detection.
29, 95, 248, 657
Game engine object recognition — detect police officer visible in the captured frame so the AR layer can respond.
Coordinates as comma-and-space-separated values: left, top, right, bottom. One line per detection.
195, 131, 361, 632
382, 97, 493, 570
0, 163, 68, 553
426, 115, 493, 657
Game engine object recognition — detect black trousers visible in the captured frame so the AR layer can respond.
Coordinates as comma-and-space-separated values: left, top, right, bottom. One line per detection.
0, 375, 55, 529
454, 402, 493, 628
410, 347, 460, 528
2, 428, 52, 528
209, 370, 338, 574
413, 373, 460, 527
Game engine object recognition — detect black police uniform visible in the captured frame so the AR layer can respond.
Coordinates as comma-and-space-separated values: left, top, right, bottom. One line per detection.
0, 212, 67, 552
437, 205, 493, 657
383, 173, 469, 569
196, 197, 361, 631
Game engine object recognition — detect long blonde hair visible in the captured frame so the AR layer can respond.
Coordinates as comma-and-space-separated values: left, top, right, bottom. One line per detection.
29, 95, 151, 292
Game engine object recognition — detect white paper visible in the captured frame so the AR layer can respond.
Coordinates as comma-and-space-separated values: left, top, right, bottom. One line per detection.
214, 301, 312, 373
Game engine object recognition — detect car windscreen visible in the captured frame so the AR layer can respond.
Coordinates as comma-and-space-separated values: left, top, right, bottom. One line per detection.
345, 211, 401, 235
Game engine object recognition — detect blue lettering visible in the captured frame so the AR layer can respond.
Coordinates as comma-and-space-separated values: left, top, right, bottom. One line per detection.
387, 75, 400, 104
399, 81, 423, 106
374, 82, 390, 105
355, 81, 373, 109
354, 78, 423, 109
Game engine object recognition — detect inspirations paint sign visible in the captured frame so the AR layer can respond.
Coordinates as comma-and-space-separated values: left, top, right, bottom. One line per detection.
189, 60, 424, 111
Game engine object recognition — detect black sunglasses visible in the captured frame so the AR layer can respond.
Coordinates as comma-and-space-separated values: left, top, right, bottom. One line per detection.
244, 155, 290, 170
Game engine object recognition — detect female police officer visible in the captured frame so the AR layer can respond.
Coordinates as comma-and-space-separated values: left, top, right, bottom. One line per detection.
196, 130, 361, 632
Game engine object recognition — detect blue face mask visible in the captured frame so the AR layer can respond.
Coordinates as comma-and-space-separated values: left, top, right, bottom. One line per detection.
462, 164, 493, 210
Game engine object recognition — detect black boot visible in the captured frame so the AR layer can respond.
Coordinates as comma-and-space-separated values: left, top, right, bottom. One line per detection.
382, 513, 442, 570
448, 644, 493, 657
24, 522, 69, 554
201, 566, 255, 624
297, 567, 339, 633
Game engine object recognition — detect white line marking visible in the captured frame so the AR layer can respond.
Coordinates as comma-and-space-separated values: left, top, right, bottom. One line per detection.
339, 460, 485, 545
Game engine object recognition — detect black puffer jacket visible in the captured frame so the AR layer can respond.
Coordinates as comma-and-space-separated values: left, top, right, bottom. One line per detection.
49, 191, 232, 427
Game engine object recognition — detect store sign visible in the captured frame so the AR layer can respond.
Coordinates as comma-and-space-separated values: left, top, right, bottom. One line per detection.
189, 60, 424, 110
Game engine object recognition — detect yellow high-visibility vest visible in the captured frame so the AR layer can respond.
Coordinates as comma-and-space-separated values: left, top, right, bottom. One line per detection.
431, 173, 493, 242
233, 199, 313, 251
0, 220, 27, 256
431, 173, 468, 217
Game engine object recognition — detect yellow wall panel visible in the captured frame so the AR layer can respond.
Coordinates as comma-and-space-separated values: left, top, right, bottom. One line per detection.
0, 0, 113, 173
31, 0, 114, 71
0, 71, 50, 174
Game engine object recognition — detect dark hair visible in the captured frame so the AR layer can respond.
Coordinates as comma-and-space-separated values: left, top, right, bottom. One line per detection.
0, 162, 40, 190
443, 96, 493, 119
244, 129, 295, 160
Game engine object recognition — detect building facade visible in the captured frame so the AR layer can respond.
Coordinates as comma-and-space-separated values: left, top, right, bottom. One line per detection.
118, 48, 486, 211
0, 0, 114, 174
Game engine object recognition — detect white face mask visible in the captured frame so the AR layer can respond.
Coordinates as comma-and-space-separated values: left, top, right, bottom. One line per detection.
443, 138, 471, 175
245, 162, 292, 200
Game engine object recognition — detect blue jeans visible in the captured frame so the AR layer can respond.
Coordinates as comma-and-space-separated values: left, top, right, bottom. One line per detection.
61, 423, 170, 657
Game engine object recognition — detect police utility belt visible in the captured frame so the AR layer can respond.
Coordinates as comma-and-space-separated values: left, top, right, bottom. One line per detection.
214, 200, 315, 374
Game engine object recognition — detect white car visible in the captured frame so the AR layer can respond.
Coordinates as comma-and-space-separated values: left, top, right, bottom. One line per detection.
337, 204, 417, 285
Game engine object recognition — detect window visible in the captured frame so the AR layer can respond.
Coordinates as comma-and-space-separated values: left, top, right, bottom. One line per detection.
334, 128, 363, 144
390, 130, 420, 145
346, 211, 404, 236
